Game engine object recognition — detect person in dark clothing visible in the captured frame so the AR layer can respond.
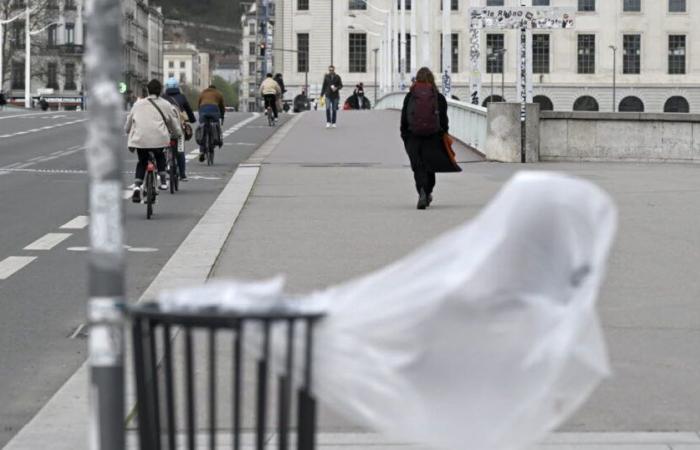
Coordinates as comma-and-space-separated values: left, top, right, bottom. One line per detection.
321, 65, 343, 128
163, 77, 196, 180
273, 73, 286, 95
400, 67, 449, 210
346, 84, 371, 110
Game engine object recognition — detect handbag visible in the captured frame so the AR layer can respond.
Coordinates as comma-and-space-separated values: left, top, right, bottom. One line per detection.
440, 134, 462, 172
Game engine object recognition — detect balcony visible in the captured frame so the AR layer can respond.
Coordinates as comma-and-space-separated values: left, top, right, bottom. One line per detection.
60, 44, 84, 55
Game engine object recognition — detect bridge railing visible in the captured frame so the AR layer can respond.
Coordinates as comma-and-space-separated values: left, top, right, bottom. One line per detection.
375, 92, 488, 153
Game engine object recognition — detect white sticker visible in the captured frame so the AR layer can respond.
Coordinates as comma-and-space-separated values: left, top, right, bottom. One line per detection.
89, 181, 123, 253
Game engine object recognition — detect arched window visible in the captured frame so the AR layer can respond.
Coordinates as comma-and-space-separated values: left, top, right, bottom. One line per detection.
533, 95, 554, 111
482, 95, 505, 106
573, 96, 599, 111
664, 96, 690, 113
619, 96, 644, 112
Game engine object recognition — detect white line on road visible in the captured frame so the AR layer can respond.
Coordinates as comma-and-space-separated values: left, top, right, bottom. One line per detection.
60, 216, 89, 230
24, 233, 72, 251
0, 119, 86, 139
0, 256, 37, 280
0, 111, 65, 120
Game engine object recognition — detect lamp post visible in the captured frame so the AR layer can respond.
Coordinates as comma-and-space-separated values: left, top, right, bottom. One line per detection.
373, 47, 379, 105
609, 45, 617, 112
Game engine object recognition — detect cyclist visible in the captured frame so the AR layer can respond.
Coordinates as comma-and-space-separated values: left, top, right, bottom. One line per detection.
197, 84, 226, 162
163, 77, 196, 181
260, 73, 281, 123
125, 79, 182, 202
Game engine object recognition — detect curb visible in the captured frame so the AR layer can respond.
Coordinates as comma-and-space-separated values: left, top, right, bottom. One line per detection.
3, 112, 302, 450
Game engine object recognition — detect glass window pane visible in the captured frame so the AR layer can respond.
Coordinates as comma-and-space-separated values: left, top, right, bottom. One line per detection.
297, 0, 308, 10
578, 0, 595, 11
349, 33, 367, 73
623, 34, 640, 74
297, 33, 309, 73
532, 0, 550, 5
533, 34, 550, 74
349, 0, 366, 10
577, 34, 595, 74
486, 34, 504, 74
668, 35, 686, 74
623, 0, 641, 11
669, 0, 686, 12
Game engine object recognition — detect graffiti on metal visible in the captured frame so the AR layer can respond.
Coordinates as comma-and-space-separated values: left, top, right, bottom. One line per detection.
469, 7, 575, 30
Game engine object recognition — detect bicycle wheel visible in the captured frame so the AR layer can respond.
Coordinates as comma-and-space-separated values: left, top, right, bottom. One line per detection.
267, 108, 273, 126
145, 171, 155, 220
169, 151, 176, 194
206, 132, 214, 166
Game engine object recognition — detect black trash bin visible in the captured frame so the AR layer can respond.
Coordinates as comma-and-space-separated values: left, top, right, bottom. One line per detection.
129, 303, 325, 450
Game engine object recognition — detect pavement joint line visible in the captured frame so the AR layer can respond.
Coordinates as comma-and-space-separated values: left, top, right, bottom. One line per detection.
60, 216, 89, 230
0, 256, 37, 280
23, 233, 73, 251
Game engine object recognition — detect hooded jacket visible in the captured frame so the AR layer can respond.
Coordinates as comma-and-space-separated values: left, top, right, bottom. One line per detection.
163, 87, 196, 123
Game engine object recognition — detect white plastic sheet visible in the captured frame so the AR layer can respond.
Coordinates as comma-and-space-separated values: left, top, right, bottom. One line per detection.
159, 171, 617, 450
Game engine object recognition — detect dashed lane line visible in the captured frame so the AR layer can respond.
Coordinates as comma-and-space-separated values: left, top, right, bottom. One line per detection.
60, 216, 89, 230
0, 119, 87, 139
0, 111, 70, 120
0, 257, 37, 280
24, 233, 73, 251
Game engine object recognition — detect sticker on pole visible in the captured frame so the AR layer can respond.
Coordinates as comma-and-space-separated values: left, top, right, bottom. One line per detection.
90, 181, 123, 254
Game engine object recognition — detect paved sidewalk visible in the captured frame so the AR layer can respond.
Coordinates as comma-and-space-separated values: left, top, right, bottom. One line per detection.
205, 110, 700, 448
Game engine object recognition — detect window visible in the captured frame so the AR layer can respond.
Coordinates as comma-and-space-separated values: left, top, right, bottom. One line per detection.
64, 63, 76, 90
180, 73, 186, 83
249, 41, 256, 56
12, 61, 24, 89
168, 72, 174, 78
248, 82, 256, 96
349, 0, 366, 10
180, 61, 186, 69
47, 62, 58, 89
623, 34, 640, 74
533, 95, 554, 111
482, 95, 505, 106
533, 34, 550, 74
65, 23, 75, 45
249, 62, 256, 76
65, 0, 76, 9
664, 96, 689, 113
486, 34, 504, 74
578, 0, 595, 11
397, 33, 411, 73
619, 96, 644, 112
440, 0, 458, 10
669, 0, 686, 12
397, 0, 411, 9
668, 35, 686, 74
532, 0, 550, 5
12, 22, 24, 49
577, 34, 595, 74
486, 0, 504, 5
297, 33, 309, 72
47, 24, 58, 47
297, 0, 309, 10
573, 96, 599, 111
249, 23, 256, 35
623, 0, 641, 11
349, 33, 367, 72
439, 33, 459, 73
168, 61, 174, 68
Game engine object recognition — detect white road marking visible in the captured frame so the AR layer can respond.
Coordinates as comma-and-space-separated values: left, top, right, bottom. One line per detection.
67, 245, 158, 253
0, 256, 37, 280
0, 111, 63, 120
0, 119, 86, 139
185, 154, 197, 160
69, 323, 86, 339
24, 233, 73, 251
60, 216, 89, 230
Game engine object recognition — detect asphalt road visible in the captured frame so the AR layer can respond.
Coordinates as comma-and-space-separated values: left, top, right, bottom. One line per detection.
0, 108, 289, 446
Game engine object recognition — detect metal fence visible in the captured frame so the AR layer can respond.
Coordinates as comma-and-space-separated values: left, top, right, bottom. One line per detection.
374, 92, 489, 154
129, 303, 325, 450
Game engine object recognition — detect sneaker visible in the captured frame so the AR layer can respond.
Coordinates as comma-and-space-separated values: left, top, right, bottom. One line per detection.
131, 187, 141, 203
332, 123, 337, 128
180, 175, 188, 182
159, 182, 168, 190
198, 153, 205, 162
326, 123, 331, 129
417, 189, 428, 210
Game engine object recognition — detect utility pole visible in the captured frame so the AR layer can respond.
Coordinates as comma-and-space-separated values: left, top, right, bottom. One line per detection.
24, 1, 31, 108
85, 0, 126, 447
399, 0, 406, 89
420, 0, 430, 68
330, 0, 334, 65
373, 47, 379, 105
410, 0, 416, 75
609, 45, 617, 112
441, 0, 451, 98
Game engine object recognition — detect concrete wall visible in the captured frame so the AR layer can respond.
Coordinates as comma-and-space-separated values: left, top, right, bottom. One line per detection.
484, 103, 540, 163
539, 112, 700, 163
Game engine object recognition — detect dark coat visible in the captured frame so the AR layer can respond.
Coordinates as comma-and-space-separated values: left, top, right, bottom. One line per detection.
273, 75, 286, 94
164, 87, 196, 123
400, 87, 460, 173
321, 73, 343, 100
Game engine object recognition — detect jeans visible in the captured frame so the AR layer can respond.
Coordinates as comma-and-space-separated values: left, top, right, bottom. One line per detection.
134, 148, 167, 185
325, 96, 339, 124
199, 108, 221, 154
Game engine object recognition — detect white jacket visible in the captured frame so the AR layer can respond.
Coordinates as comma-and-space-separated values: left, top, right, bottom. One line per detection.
125, 95, 182, 149
259, 78, 281, 96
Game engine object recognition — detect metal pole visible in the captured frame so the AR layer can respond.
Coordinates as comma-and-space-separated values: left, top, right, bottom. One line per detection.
501, 49, 506, 100
330, 0, 334, 65
610, 46, 617, 112
24, 2, 30, 109
373, 47, 378, 105
399, 0, 405, 89
441, 0, 451, 98
0, 23, 4, 92
490, 57, 494, 103
410, 0, 416, 75
420, 0, 430, 67
85, 0, 125, 447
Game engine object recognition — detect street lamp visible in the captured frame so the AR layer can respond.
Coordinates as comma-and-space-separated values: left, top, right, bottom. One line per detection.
608, 45, 617, 112
495, 48, 507, 101
372, 47, 379, 105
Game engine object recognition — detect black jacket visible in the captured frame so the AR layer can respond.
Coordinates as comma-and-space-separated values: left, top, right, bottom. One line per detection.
274, 75, 286, 94
321, 73, 343, 100
163, 87, 196, 123
400, 89, 449, 141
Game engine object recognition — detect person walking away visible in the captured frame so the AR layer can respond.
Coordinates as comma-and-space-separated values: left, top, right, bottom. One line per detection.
197, 84, 226, 162
260, 73, 281, 122
274, 73, 286, 113
400, 67, 449, 210
321, 65, 343, 128
125, 79, 182, 202
163, 77, 196, 181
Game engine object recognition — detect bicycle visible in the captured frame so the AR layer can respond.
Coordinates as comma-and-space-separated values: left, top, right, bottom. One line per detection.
144, 151, 158, 220
201, 119, 216, 166
266, 105, 275, 127
166, 144, 179, 194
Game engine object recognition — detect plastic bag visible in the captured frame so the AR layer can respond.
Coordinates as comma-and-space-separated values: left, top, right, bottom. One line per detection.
319, 95, 326, 108
158, 171, 617, 450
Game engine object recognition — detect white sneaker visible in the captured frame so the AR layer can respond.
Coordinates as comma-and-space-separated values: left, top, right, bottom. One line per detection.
159, 182, 168, 190
332, 123, 337, 128
326, 123, 331, 128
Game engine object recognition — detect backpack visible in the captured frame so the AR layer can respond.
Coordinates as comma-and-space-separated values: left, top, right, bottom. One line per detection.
407, 84, 441, 136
